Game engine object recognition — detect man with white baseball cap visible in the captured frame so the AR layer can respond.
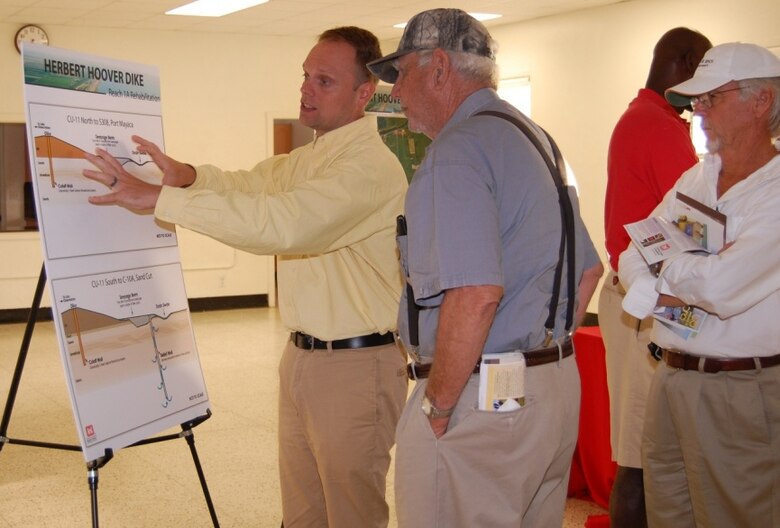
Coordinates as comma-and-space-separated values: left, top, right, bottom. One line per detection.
665, 42, 780, 107
618, 42, 780, 528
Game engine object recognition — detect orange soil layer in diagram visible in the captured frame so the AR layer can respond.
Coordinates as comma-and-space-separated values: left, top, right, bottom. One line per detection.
61, 307, 122, 336
35, 135, 85, 159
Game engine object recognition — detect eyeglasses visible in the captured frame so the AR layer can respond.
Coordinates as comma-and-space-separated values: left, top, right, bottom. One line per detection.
690, 87, 744, 110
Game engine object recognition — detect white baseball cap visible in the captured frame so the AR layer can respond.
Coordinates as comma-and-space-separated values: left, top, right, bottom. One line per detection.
665, 42, 780, 107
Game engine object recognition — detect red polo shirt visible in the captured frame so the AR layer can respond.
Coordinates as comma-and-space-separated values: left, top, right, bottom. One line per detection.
604, 88, 699, 271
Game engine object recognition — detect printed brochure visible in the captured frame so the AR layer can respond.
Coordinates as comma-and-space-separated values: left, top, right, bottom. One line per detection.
624, 192, 725, 339
624, 192, 726, 265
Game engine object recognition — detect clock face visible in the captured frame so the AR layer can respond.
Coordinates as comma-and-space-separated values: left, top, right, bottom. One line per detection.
15, 25, 49, 53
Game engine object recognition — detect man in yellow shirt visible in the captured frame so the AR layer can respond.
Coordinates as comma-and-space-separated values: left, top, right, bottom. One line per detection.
83, 26, 408, 528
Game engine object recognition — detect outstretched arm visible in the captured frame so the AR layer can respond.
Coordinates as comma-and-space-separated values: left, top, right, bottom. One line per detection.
132, 135, 196, 188
83, 147, 162, 211
82, 136, 195, 211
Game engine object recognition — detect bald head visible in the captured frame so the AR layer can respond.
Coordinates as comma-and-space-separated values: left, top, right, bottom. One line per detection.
646, 27, 712, 109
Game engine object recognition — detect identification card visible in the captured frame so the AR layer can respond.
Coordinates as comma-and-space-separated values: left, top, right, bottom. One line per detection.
478, 352, 526, 412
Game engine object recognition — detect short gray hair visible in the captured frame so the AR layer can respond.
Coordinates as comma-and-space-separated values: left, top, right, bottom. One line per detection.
739, 77, 780, 137
417, 49, 499, 89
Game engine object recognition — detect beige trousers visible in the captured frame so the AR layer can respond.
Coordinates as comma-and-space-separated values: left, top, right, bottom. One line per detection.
394, 355, 580, 528
644, 363, 780, 528
278, 340, 408, 528
598, 271, 657, 467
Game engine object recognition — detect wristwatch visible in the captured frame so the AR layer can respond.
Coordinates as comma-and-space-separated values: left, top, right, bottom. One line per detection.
421, 394, 454, 419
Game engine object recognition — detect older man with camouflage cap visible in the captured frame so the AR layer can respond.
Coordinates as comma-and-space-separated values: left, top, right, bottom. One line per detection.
369, 8, 603, 527
619, 42, 780, 528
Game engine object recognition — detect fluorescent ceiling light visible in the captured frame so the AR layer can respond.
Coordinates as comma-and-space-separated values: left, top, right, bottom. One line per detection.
468, 13, 503, 22
393, 13, 502, 29
167, 0, 269, 17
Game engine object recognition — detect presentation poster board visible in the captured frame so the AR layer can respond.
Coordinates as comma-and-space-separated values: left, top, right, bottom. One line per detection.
365, 85, 431, 182
20, 43, 210, 462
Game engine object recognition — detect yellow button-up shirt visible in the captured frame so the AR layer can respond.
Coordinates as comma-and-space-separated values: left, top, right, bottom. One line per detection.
155, 116, 408, 340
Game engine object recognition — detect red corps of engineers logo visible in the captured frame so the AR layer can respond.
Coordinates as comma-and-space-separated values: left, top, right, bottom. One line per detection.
85, 424, 95, 438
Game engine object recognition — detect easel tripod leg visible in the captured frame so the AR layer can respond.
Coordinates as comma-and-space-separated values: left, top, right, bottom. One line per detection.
0, 263, 46, 447
182, 422, 220, 527
88, 465, 99, 528
87, 449, 113, 528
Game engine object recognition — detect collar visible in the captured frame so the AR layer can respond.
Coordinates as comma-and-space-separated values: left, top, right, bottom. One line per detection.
438, 88, 502, 136
311, 115, 376, 153
636, 88, 688, 124
703, 143, 780, 199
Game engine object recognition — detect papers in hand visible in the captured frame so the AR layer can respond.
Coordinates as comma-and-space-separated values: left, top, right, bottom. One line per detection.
624, 192, 726, 265
624, 192, 723, 340
653, 305, 708, 339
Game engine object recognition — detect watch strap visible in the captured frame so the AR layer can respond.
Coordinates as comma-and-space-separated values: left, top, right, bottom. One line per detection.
423, 395, 454, 418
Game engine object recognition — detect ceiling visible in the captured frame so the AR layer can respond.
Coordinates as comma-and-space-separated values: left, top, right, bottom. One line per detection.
0, 0, 627, 41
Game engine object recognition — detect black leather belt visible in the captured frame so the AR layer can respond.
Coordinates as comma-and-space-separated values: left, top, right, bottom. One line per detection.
662, 348, 780, 373
291, 331, 395, 350
407, 339, 574, 380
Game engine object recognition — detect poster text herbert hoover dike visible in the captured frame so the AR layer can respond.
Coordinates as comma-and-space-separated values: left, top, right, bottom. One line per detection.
42, 58, 160, 101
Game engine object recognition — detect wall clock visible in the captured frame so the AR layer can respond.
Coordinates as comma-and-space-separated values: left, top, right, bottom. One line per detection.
15, 24, 49, 53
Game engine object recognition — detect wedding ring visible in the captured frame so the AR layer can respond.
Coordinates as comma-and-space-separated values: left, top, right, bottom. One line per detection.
110, 175, 118, 188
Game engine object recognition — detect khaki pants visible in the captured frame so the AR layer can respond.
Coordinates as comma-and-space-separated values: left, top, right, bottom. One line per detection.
395, 355, 580, 528
644, 363, 780, 528
598, 271, 656, 467
278, 340, 408, 528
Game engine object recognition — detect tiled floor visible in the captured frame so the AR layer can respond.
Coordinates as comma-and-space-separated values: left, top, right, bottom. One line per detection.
0, 306, 606, 526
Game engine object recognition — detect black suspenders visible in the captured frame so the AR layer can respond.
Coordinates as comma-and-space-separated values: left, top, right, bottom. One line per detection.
401, 110, 577, 350
474, 111, 576, 343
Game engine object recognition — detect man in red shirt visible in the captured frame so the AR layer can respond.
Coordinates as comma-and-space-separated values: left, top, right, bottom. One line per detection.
599, 27, 711, 527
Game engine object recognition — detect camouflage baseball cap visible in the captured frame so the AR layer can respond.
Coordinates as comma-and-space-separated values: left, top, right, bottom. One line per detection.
367, 8, 496, 84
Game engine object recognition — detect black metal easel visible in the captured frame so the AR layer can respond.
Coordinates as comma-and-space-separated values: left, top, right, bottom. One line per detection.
0, 263, 220, 528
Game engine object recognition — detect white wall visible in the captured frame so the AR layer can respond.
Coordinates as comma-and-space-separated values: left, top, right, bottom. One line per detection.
0, 24, 316, 309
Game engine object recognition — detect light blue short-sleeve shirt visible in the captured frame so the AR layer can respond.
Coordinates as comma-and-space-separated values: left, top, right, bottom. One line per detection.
398, 88, 599, 358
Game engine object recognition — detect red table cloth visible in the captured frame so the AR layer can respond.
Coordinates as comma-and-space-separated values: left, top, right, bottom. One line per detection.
568, 326, 617, 526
